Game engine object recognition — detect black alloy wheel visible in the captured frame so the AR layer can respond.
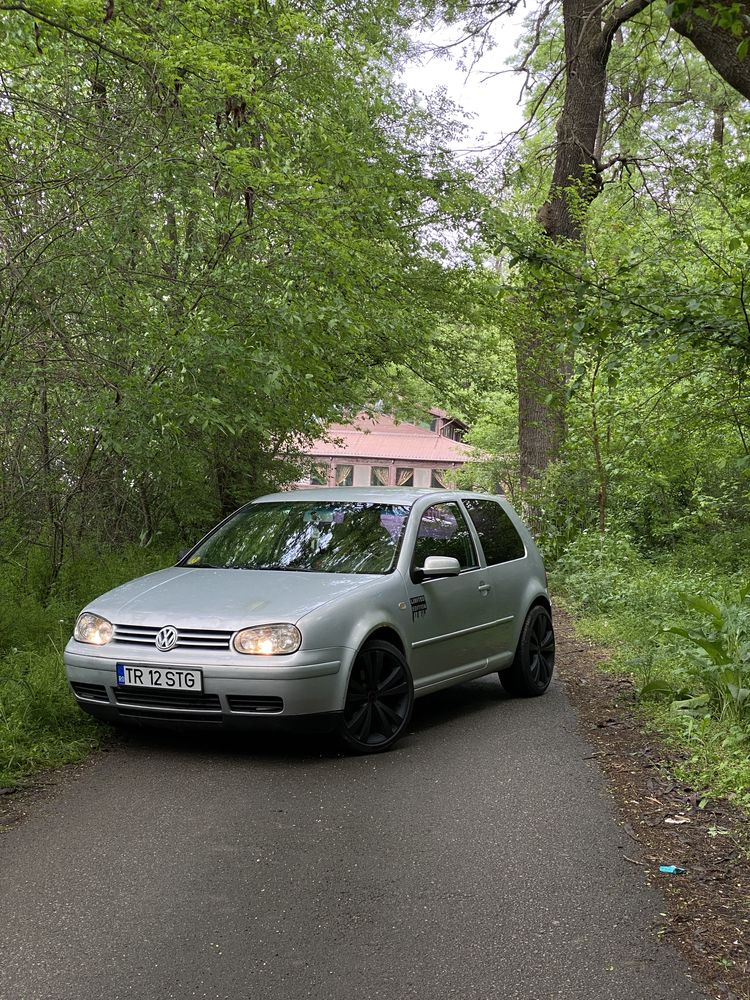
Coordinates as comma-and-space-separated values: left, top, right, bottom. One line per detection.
339, 639, 414, 753
499, 605, 555, 697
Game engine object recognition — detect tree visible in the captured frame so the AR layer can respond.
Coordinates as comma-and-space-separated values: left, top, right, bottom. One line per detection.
0, 0, 484, 590
434, 0, 750, 485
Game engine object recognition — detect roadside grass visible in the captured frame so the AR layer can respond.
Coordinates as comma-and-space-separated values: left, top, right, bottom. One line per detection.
0, 647, 103, 787
0, 544, 172, 788
550, 526, 750, 814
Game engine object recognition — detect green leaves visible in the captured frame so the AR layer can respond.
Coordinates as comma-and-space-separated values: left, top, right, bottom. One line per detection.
665, 626, 732, 665
0, 0, 484, 558
665, 585, 750, 723
679, 593, 726, 626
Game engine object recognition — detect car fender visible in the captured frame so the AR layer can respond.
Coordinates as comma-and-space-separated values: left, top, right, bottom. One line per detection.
295, 575, 412, 708
509, 584, 552, 650
333, 614, 413, 713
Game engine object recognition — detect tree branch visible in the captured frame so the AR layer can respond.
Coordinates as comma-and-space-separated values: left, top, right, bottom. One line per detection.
0, 4, 143, 66
602, 0, 657, 53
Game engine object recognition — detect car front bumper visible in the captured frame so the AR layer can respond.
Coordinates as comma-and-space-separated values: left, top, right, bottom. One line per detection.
64, 641, 351, 731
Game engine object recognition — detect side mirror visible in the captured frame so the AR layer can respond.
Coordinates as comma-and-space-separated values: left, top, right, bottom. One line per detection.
420, 555, 461, 579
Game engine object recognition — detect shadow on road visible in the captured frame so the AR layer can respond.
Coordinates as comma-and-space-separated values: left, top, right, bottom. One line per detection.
109, 674, 545, 765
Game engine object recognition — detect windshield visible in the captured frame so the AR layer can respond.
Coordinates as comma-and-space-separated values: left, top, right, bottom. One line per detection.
186, 501, 411, 574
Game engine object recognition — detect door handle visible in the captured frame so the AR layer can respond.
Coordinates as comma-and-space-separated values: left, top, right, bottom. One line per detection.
478, 583, 491, 594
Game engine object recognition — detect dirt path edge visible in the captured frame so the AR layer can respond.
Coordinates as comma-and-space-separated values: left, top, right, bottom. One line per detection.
555, 605, 749, 1000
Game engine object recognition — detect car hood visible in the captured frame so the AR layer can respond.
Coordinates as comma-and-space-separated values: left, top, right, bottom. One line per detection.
87, 567, 380, 629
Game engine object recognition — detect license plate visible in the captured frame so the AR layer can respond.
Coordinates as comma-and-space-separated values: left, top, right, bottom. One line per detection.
116, 663, 203, 692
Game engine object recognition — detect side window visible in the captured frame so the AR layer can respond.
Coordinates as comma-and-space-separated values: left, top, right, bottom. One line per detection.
463, 499, 526, 565
413, 502, 478, 571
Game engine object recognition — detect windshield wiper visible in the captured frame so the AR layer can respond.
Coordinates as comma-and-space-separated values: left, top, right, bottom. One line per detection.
250, 563, 295, 571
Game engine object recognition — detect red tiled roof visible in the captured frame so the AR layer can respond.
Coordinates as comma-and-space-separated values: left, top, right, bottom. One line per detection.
306, 412, 473, 464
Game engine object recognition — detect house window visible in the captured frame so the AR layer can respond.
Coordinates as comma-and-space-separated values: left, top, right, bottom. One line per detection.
370, 466, 389, 486
335, 464, 353, 487
440, 423, 465, 442
310, 464, 327, 486
431, 469, 447, 488
396, 467, 414, 487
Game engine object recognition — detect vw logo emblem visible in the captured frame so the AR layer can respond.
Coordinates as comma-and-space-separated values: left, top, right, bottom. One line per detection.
155, 626, 178, 652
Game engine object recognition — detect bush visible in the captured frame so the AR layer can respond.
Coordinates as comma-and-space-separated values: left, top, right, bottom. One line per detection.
666, 586, 750, 725
0, 647, 101, 786
552, 526, 750, 809
0, 542, 173, 786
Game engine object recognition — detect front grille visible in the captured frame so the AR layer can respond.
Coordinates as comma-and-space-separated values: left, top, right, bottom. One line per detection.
113, 686, 221, 712
113, 624, 233, 651
72, 682, 109, 703
227, 695, 284, 715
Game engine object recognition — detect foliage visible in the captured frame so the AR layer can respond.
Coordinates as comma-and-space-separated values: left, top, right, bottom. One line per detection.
0, 0, 486, 589
553, 529, 750, 807
666, 585, 750, 722
0, 645, 102, 788
0, 543, 172, 786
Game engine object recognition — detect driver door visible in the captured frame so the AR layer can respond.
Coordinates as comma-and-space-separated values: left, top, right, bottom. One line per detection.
403, 501, 495, 692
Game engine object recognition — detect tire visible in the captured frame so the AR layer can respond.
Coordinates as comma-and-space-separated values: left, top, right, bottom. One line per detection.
339, 640, 414, 753
499, 605, 555, 697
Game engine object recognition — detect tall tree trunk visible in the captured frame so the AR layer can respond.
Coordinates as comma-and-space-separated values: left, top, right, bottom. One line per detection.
517, 0, 654, 486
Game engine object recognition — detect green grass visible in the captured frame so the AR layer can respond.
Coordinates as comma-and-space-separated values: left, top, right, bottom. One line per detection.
0, 543, 173, 788
551, 526, 750, 813
0, 647, 103, 787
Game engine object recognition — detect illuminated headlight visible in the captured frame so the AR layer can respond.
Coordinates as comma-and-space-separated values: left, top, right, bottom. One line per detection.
74, 612, 114, 646
233, 624, 301, 656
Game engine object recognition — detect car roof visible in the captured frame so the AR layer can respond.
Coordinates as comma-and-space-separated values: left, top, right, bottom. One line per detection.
252, 487, 505, 506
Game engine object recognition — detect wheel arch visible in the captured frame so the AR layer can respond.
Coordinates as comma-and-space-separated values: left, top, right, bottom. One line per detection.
528, 593, 552, 616
337, 623, 411, 705
357, 624, 408, 659
339, 624, 415, 753
509, 590, 552, 654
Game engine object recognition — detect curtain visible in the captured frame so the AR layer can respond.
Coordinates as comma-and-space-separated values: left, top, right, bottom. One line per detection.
396, 467, 414, 486
335, 464, 353, 486
430, 469, 446, 488
370, 466, 389, 486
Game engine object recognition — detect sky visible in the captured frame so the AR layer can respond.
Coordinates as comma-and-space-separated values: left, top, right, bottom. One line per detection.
400, 13, 529, 154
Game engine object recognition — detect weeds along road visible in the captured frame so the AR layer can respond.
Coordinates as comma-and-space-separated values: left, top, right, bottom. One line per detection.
0, 675, 710, 1000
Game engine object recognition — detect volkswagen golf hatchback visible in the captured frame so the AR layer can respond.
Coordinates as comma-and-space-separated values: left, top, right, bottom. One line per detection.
65, 488, 554, 752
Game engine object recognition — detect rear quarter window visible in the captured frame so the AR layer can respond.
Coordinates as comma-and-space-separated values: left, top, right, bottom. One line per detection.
463, 499, 526, 565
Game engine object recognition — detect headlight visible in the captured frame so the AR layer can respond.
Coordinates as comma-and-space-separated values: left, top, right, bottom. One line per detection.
233, 624, 301, 655
74, 612, 114, 645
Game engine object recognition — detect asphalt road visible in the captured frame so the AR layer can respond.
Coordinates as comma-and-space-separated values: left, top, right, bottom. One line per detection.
0, 675, 710, 1000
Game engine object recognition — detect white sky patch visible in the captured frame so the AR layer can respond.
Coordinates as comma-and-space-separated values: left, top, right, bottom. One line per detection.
401, 13, 528, 154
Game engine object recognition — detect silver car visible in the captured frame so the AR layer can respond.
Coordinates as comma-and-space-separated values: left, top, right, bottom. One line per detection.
64, 488, 554, 752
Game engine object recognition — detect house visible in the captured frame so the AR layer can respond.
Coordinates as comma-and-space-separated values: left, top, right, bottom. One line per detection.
299, 409, 473, 488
